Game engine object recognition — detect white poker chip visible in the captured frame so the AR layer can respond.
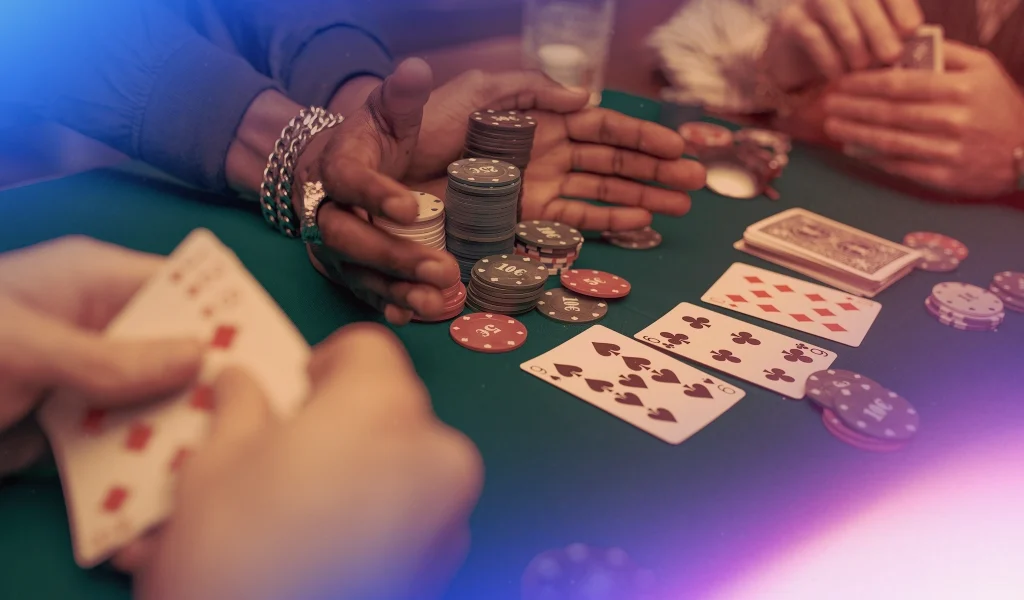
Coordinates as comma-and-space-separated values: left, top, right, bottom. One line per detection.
704, 162, 760, 199
412, 191, 445, 223
930, 282, 1004, 319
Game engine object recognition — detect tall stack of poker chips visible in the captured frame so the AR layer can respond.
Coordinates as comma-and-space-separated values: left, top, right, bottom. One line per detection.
990, 271, 1024, 313
463, 110, 536, 171
445, 158, 522, 282
466, 254, 549, 315
925, 282, 1005, 331
513, 220, 583, 275
373, 191, 466, 322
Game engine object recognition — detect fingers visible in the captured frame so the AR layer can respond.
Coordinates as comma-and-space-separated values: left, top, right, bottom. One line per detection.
318, 202, 459, 288
0, 236, 163, 326
838, 70, 969, 102
569, 143, 706, 190
825, 118, 961, 160
19, 304, 203, 405
307, 243, 449, 322
307, 323, 430, 413
320, 162, 419, 224
882, 0, 924, 35
205, 368, 274, 453
541, 198, 655, 232
563, 109, 685, 159
781, 3, 844, 78
862, 156, 951, 188
825, 94, 970, 135
560, 173, 693, 216
472, 69, 590, 113
111, 529, 162, 574
849, 0, 902, 64
808, 0, 870, 70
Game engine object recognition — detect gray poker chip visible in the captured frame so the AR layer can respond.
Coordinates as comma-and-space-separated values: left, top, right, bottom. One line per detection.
602, 227, 662, 250
448, 158, 520, 187
471, 254, 548, 290
536, 288, 607, 323
515, 220, 583, 249
471, 109, 537, 130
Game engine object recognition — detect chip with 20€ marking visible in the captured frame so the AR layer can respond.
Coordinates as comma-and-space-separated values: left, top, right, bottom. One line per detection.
536, 288, 607, 323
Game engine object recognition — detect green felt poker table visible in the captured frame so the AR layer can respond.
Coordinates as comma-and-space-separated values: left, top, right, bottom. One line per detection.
1, 91, 1023, 599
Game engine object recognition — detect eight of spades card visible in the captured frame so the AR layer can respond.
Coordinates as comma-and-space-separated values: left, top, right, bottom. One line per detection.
520, 325, 745, 445
635, 303, 838, 399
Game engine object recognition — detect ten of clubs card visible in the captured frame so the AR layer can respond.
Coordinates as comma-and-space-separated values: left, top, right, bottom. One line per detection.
703, 263, 882, 347
38, 229, 312, 568
635, 303, 838, 399
520, 326, 746, 445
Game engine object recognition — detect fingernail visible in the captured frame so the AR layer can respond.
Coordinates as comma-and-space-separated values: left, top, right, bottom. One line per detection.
415, 259, 446, 284
567, 85, 589, 95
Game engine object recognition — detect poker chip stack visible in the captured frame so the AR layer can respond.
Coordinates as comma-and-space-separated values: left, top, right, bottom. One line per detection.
678, 122, 734, 161
925, 282, 1005, 331
463, 110, 536, 171
373, 191, 466, 322
805, 369, 920, 453
466, 254, 549, 315
990, 271, 1024, 313
514, 220, 583, 275
444, 158, 522, 282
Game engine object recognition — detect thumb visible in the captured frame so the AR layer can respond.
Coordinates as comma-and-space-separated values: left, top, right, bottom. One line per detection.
483, 70, 590, 113
371, 57, 434, 141
204, 367, 274, 455
38, 323, 203, 407
943, 40, 989, 71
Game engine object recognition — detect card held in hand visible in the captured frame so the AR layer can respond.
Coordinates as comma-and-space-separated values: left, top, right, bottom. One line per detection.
520, 325, 745, 445
38, 229, 312, 568
898, 24, 944, 72
635, 303, 837, 398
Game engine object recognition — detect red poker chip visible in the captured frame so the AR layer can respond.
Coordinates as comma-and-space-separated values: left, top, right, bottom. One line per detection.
449, 313, 527, 353
903, 231, 969, 261
559, 269, 631, 299
822, 410, 906, 453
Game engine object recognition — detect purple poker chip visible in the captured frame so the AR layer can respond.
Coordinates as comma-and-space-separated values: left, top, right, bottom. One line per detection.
831, 377, 919, 442
991, 271, 1024, 301
804, 369, 882, 410
521, 543, 659, 600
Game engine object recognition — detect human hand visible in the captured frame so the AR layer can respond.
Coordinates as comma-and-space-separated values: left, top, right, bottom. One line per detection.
127, 324, 483, 600
762, 0, 923, 91
406, 70, 705, 232
823, 41, 1024, 197
0, 237, 203, 478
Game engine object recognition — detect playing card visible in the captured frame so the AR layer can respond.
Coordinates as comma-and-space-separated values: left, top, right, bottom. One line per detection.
702, 263, 882, 347
520, 325, 745, 445
635, 303, 838, 398
744, 208, 921, 284
898, 24, 944, 72
39, 229, 311, 568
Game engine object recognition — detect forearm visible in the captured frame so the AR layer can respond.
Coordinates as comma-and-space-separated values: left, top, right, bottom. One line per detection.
226, 76, 381, 197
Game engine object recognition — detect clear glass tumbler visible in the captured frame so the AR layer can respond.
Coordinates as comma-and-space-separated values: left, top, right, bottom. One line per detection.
522, 0, 616, 107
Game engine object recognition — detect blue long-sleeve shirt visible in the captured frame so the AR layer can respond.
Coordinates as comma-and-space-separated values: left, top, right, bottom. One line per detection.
0, 0, 393, 192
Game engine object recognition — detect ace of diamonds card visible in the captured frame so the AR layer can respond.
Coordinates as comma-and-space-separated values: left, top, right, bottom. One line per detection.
521, 326, 745, 445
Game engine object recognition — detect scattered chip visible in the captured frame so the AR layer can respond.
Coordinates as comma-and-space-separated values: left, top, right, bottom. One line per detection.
449, 313, 527, 353
521, 543, 659, 600
560, 269, 632, 299
822, 409, 907, 453
516, 220, 582, 249
804, 369, 880, 410
903, 231, 969, 261
991, 271, 1024, 313
602, 226, 662, 250
831, 380, 919, 442
536, 288, 607, 323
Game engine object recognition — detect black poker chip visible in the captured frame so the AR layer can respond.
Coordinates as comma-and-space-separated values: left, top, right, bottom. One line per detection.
471, 254, 548, 290
448, 158, 521, 187
515, 220, 583, 249
536, 288, 607, 323
471, 109, 537, 130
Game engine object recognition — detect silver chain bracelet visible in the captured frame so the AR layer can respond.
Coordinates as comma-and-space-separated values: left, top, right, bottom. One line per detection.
260, 107, 344, 238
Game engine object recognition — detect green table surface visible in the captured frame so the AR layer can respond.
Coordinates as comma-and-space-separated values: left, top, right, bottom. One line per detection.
1, 91, 1023, 600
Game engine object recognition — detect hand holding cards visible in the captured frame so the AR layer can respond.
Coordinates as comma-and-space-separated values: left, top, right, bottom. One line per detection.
39, 229, 312, 567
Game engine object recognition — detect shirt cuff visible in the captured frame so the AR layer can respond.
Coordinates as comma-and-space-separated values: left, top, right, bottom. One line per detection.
139, 39, 279, 192
284, 25, 393, 109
